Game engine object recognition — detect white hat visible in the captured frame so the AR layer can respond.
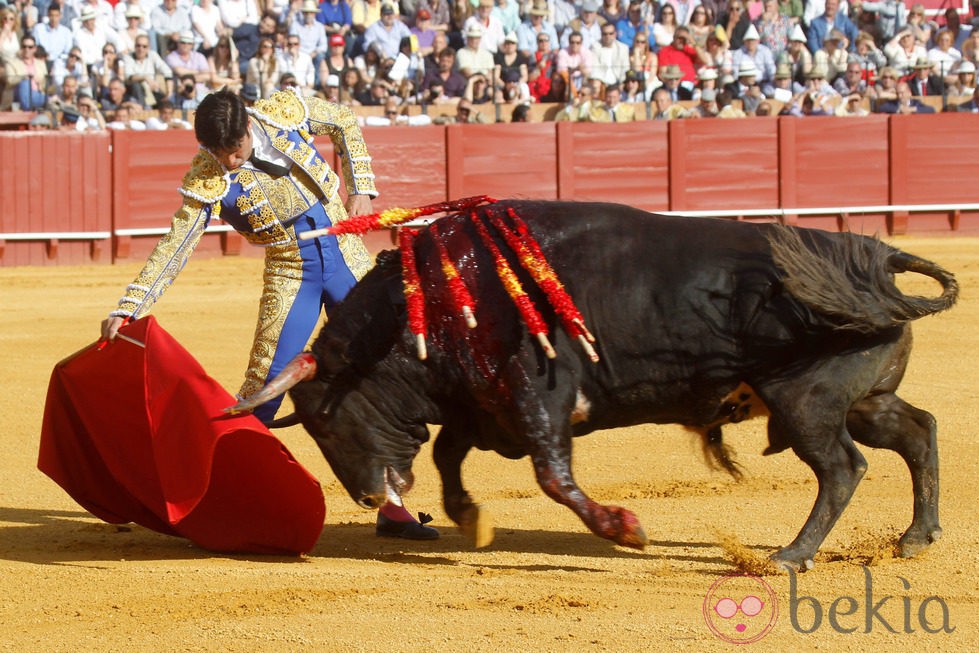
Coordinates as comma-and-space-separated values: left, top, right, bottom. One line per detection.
301, 0, 319, 12
743, 24, 760, 41
178, 30, 195, 44
504, 31, 518, 43
790, 24, 807, 43
124, 6, 143, 19
326, 74, 340, 86
80, 7, 97, 21
465, 24, 484, 38
737, 60, 759, 77
697, 67, 718, 81
957, 60, 977, 74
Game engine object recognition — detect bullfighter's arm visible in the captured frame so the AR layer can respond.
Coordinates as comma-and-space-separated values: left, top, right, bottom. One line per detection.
304, 96, 379, 200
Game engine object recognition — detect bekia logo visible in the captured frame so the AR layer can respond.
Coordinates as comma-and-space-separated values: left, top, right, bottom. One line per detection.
703, 574, 779, 644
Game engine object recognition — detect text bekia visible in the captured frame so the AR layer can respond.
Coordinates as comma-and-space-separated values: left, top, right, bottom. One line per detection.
788, 567, 954, 634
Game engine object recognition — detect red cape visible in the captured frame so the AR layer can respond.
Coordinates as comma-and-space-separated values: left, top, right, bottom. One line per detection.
38, 316, 325, 555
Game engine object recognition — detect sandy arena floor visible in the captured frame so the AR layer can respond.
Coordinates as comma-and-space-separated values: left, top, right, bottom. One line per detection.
1, 235, 976, 652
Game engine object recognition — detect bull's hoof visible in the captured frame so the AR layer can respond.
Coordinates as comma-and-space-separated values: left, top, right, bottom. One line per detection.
770, 551, 815, 574
897, 526, 942, 558
604, 505, 648, 550
458, 504, 494, 548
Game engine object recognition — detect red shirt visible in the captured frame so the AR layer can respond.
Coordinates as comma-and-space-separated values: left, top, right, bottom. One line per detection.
657, 44, 699, 83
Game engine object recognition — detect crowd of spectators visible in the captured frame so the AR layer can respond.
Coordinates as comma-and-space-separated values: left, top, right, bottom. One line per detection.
5, 0, 979, 130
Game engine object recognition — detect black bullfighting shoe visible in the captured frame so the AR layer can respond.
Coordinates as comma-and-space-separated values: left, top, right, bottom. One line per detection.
376, 512, 440, 540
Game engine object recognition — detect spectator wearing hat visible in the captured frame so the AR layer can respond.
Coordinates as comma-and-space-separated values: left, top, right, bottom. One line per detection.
74, 6, 121, 67
804, 63, 841, 106
884, 28, 926, 76
731, 23, 774, 87
316, 72, 341, 101
34, 4, 74, 66
291, 0, 328, 78
617, 0, 652, 49
495, 66, 531, 102
724, 58, 758, 98
853, 0, 907, 43
806, 0, 857, 54
657, 26, 703, 84
813, 28, 848, 83
876, 79, 935, 112
457, 23, 495, 77
785, 22, 812, 86
115, 4, 148, 57
556, 29, 593, 89
239, 81, 260, 104
463, 0, 505, 54
950, 60, 976, 96
703, 27, 733, 77
166, 30, 210, 85
621, 68, 652, 101
692, 87, 718, 116
602, 82, 635, 120
768, 60, 795, 100
591, 22, 631, 87
495, 31, 529, 84
659, 63, 693, 99
563, 0, 602, 50
322, 33, 355, 80
906, 55, 944, 97
113, 0, 153, 33
692, 64, 717, 99
364, 3, 411, 60
150, 0, 191, 55
517, 0, 559, 58
410, 8, 438, 55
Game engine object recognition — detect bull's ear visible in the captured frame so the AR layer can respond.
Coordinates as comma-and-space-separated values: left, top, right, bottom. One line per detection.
314, 334, 352, 376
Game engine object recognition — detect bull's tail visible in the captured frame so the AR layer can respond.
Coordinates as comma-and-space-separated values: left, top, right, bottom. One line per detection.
768, 226, 959, 333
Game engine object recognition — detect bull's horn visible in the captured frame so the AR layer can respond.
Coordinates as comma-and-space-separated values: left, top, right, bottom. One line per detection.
224, 352, 318, 415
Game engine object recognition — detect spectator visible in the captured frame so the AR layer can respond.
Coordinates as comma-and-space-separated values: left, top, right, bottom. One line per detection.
956, 85, 979, 111
658, 63, 692, 99
5, 36, 49, 110
693, 65, 718, 99
113, 0, 153, 33
691, 87, 717, 115
617, 0, 651, 49
807, 0, 857, 54
221, 0, 261, 33
316, 72, 341, 101
517, 1, 559, 59
463, 0, 505, 54
563, 0, 602, 50
784, 90, 831, 115
50, 46, 90, 89
246, 36, 279, 98
834, 92, 869, 115
876, 79, 935, 112
731, 24, 774, 87
599, 0, 627, 25
410, 9, 438, 56
768, 60, 795, 100
420, 45, 465, 98
124, 34, 173, 107
167, 30, 210, 86
28, 112, 54, 130
207, 35, 241, 91
556, 83, 611, 120
47, 73, 80, 111
943, 7, 973, 52
813, 29, 848, 84
239, 81, 260, 105
725, 59, 757, 99
232, 12, 277, 76
364, 3, 410, 60
106, 101, 147, 129
688, 5, 713, 48
703, 28, 733, 77
457, 23, 494, 76
629, 30, 658, 80
74, 6, 120, 68
556, 29, 592, 90
1, 8, 23, 65
415, 0, 450, 33
603, 82, 635, 120
658, 26, 703, 84
804, 64, 841, 106
785, 23, 812, 87
495, 31, 528, 83
511, 102, 530, 121
928, 29, 962, 81
718, 0, 751, 51
145, 99, 192, 129
950, 60, 976, 96
75, 94, 106, 130
322, 34, 354, 80
652, 85, 690, 118
850, 31, 886, 79
172, 71, 207, 109
652, 3, 679, 49
754, 0, 791, 60
592, 22, 630, 87
496, 66, 531, 103
92, 41, 125, 99
834, 59, 867, 96
853, 0, 907, 43
463, 70, 493, 102
99, 75, 134, 115
423, 30, 448, 70
776, 0, 803, 23
354, 41, 383, 80
528, 30, 556, 100
906, 56, 944, 97
150, 0, 192, 55
541, 68, 570, 102
116, 6, 147, 57
278, 32, 315, 92
958, 28, 978, 67
351, 0, 390, 57
317, 0, 354, 44
867, 64, 898, 103
34, 4, 74, 66
443, 97, 487, 123
904, 4, 932, 49
191, 0, 224, 56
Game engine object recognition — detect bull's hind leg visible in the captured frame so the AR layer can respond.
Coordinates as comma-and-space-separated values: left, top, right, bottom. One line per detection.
847, 393, 942, 557
767, 413, 868, 571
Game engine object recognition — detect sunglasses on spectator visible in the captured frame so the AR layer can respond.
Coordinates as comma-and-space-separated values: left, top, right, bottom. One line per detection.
288, 40, 299, 46
23, 43, 36, 49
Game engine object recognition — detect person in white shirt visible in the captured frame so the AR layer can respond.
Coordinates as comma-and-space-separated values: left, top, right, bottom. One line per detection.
462, 0, 505, 54
73, 7, 120, 67
277, 34, 315, 92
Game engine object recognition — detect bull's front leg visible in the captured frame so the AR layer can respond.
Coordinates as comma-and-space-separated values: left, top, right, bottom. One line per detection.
530, 442, 648, 550
433, 423, 494, 547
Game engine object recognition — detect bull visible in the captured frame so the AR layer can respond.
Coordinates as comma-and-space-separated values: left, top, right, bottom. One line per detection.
233, 200, 958, 571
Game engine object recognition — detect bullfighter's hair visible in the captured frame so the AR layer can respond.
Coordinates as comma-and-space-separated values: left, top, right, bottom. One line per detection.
767, 226, 958, 334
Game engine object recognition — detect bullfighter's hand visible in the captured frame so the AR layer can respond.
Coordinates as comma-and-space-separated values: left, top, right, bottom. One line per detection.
101, 315, 126, 342
346, 193, 374, 219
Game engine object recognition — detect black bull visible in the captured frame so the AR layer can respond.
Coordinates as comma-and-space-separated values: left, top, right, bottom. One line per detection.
259, 201, 959, 571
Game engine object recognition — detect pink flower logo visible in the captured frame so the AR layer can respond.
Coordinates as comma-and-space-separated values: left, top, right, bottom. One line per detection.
703, 574, 779, 644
